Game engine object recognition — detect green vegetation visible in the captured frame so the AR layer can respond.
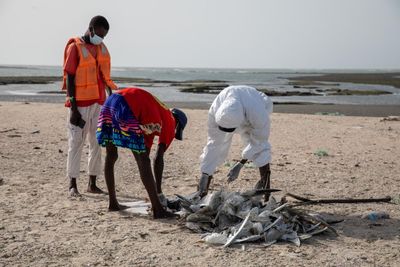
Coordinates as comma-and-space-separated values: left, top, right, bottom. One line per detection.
314, 112, 343, 116
179, 84, 228, 94
259, 90, 318, 96
289, 81, 340, 86
0, 76, 61, 85
314, 149, 329, 157
180, 86, 321, 96
326, 89, 392, 95
288, 72, 400, 89
391, 195, 400, 205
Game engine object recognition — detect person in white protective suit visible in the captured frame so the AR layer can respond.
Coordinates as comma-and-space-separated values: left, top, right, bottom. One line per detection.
197, 85, 273, 200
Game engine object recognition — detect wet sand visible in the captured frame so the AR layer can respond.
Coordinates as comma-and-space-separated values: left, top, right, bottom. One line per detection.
0, 101, 399, 266
272, 103, 400, 117
167, 102, 400, 117
0, 95, 399, 117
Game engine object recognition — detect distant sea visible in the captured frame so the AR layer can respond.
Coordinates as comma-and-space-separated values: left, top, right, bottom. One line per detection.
1, 65, 400, 105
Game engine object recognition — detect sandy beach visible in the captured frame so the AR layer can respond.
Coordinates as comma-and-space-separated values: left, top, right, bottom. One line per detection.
0, 101, 400, 266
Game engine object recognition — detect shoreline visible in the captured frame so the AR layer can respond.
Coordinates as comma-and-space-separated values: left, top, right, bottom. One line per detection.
0, 75, 396, 97
0, 98, 398, 117
1, 71, 399, 117
128, 102, 400, 117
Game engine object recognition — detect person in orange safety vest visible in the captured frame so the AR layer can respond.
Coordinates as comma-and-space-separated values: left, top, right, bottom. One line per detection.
62, 15, 117, 197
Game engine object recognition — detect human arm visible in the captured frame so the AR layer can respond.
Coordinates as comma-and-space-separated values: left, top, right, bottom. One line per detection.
154, 143, 166, 194
133, 149, 171, 218
66, 73, 81, 126
64, 43, 81, 126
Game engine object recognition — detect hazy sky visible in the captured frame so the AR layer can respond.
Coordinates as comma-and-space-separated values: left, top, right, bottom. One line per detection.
1, 0, 399, 69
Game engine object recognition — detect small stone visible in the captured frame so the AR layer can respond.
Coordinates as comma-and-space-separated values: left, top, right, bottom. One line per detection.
139, 232, 149, 239
7, 134, 22, 138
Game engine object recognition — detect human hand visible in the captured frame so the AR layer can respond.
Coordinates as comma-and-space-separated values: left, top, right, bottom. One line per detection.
227, 162, 244, 183
106, 86, 113, 96
70, 109, 82, 127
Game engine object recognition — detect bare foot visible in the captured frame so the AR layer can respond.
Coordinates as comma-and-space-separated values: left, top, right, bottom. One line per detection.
108, 203, 129, 212
153, 209, 179, 219
87, 185, 104, 194
69, 187, 81, 197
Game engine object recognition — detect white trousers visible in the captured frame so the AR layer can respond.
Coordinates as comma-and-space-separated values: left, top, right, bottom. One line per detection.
66, 103, 102, 179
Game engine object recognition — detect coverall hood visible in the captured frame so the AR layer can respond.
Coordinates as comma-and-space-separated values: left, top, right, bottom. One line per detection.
215, 98, 244, 129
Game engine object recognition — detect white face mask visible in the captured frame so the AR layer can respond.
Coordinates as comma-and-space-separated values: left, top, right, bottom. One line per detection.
89, 31, 103, 45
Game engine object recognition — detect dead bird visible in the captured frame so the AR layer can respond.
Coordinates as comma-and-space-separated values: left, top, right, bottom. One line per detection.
264, 228, 284, 243
185, 222, 214, 233
240, 188, 281, 199
181, 188, 336, 247
186, 213, 213, 223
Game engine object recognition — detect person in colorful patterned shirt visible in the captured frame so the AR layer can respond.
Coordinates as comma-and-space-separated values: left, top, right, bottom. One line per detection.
97, 87, 187, 219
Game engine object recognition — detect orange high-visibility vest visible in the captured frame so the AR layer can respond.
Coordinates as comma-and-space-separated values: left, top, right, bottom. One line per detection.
62, 37, 117, 101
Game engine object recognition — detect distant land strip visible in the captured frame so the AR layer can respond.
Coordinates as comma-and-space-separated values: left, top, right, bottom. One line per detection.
287, 72, 400, 89
1, 73, 398, 97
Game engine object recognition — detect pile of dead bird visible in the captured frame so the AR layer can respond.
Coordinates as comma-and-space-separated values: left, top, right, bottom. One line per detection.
175, 189, 339, 248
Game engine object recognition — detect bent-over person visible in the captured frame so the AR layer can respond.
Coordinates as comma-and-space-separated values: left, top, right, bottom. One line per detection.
197, 85, 273, 200
97, 87, 187, 218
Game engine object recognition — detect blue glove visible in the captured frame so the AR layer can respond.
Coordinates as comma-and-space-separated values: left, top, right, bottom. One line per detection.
227, 162, 244, 183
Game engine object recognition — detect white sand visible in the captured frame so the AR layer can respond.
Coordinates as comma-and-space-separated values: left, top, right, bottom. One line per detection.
0, 101, 399, 266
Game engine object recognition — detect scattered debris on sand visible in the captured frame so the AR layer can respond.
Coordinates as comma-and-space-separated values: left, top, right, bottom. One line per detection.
380, 116, 400, 122
174, 189, 340, 248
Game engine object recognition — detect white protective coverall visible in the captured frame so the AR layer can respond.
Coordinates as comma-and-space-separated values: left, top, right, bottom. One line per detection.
200, 85, 273, 175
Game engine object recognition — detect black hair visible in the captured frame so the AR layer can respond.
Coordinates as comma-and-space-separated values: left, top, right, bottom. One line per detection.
89, 15, 110, 31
